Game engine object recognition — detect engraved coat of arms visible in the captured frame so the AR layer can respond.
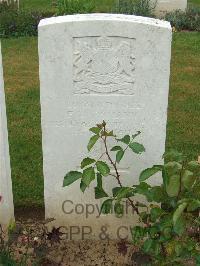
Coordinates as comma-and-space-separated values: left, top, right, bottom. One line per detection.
73, 36, 135, 95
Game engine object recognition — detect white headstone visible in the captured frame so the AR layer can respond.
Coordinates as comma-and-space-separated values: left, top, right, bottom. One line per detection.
155, 0, 187, 16
39, 14, 172, 240
0, 42, 14, 230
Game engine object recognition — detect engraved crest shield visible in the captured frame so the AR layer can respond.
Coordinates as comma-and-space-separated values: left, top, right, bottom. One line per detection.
73, 36, 136, 95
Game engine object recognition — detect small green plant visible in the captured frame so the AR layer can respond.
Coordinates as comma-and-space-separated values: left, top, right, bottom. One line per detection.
0, 223, 18, 266
0, 10, 54, 38
113, 0, 157, 17
56, 0, 95, 15
165, 7, 200, 32
63, 121, 200, 265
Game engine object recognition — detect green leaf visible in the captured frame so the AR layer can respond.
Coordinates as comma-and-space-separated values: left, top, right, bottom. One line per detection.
153, 242, 161, 256
97, 172, 103, 188
143, 239, 154, 253
182, 170, 195, 190
87, 135, 99, 151
81, 157, 96, 169
173, 216, 186, 236
117, 135, 130, 145
164, 161, 182, 175
147, 186, 165, 203
173, 202, 188, 225
175, 243, 183, 256
139, 165, 163, 182
114, 202, 124, 216
82, 167, 95, 186
131, 226, 146, 243
110, 146, 123, 152
177, 198, 189, 204
113, 187, 127, 197
105, 130, 115, 137
163, 150, 184, 163
89, 127, 101, 135
143, 239, 161, 256
80, 180, 87, 193
95, 187, 108, 199
163, 227, 172, 240
193, 182, 200, 199
134, 182, 151, 198
95, 172, 108, 199
150, 207, 164, 222
166, 175, 180, 197
96, 161, 110, 176
112, 187, 134, 199
116, 150, 124, 163
129, 142, 145, 154
149, 226, 159, 239
195, 254, 200, 264
101, 199, 113, 214
187, 200, 200, 212
63, 171, 82, 187
162, 167, 169, 188
187, 161, 200, 174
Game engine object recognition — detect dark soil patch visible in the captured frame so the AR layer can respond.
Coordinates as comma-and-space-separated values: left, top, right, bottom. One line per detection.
5, 218, 138, 266
15, 206, 44, 220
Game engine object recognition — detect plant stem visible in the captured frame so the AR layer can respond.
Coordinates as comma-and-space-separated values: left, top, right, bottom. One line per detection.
102, 124, 139, 215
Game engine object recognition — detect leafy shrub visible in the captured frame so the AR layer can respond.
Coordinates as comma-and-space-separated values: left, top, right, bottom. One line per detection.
0, 10, 54, 38
165, 7, 200, 31
0, 250, 17, 266
56, 0, 95, 15
0, 224, 18, 266
63, 121, 200, 265
112, 0, 157, 17
0, 0, 17, 13
0, 0, 96, 37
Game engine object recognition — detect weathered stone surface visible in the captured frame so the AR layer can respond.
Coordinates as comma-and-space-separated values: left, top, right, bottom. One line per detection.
0, 42, 14, 230
39, 14, 172, 240
155, 0, 187, 16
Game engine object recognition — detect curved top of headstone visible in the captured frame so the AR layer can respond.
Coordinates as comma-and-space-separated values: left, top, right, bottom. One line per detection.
39, 13, 171, 29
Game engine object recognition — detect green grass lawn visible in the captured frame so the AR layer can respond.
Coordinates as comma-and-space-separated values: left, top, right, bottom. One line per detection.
166, 33, 200, 158
2, 38, 43, 207
2, 32, 200, 207
20, 0, 55, 11
20, 0, 200, 11
188, 0, 200, 7
20, 0, 116, 12
19, 0, 115, 12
